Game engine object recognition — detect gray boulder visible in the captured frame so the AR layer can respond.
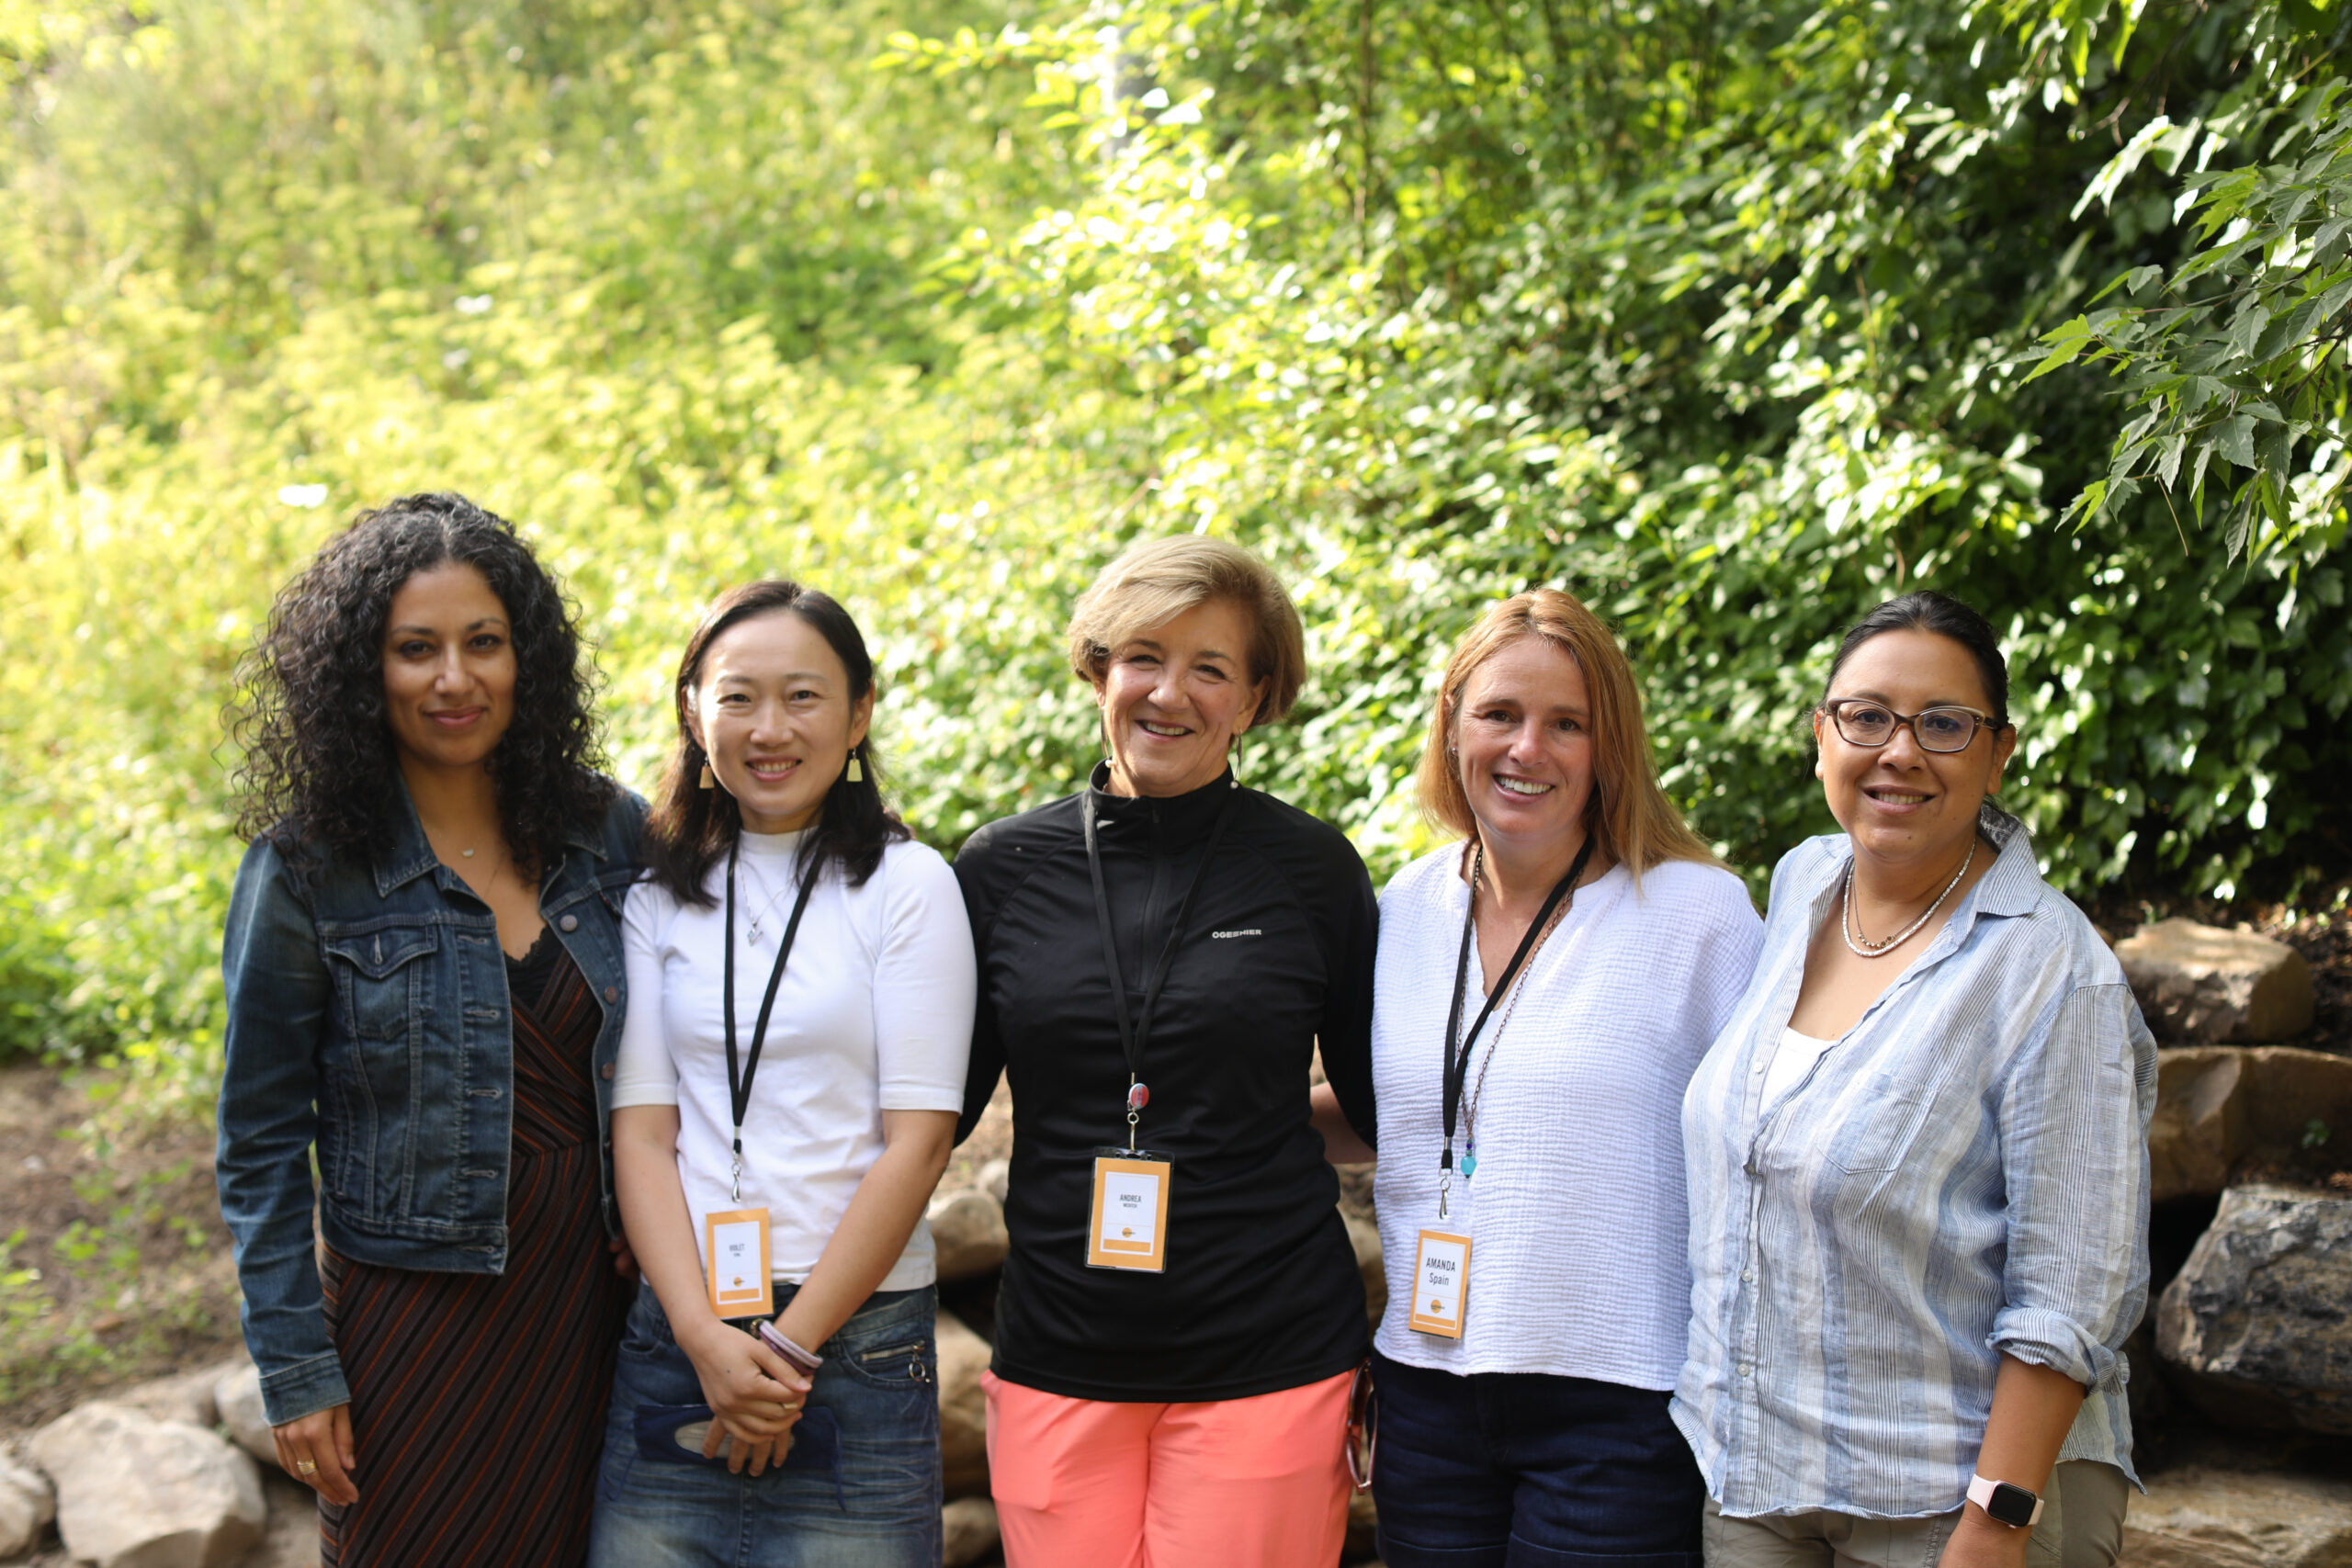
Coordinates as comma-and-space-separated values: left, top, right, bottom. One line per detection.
928, 1189, 1010, 1283
27, 1401, 266, 1568
2119, 919, 2314, 1043
212, 1362, 277, 1464
936, 1309, 991, 1501
2121, 1465, 2352, 1567
0, 1445, 55, 1559
2157, 1184, 2352, 1434
942, 1496, 1000, 1567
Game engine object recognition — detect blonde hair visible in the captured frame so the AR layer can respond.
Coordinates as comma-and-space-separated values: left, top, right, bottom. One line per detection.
1066, 536, 1306, 726
1416, 588, 1718, 879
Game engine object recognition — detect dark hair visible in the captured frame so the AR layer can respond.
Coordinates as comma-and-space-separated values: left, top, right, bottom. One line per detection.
1822, 591, 2011, 726
645, 581, 908, 905
230, 492, 613, 878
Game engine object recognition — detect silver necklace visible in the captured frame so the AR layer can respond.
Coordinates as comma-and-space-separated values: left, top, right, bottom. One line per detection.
739, 858, 801, 944
1840, 840, 1973, 959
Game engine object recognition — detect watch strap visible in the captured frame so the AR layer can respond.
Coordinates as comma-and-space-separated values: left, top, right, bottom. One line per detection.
1967, 1472, 2044, 1528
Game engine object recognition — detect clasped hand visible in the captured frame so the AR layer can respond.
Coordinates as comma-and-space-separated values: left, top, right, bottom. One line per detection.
681, 1320, 812, 1477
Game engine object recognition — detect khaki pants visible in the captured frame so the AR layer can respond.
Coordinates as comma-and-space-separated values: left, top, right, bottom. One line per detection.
1703, 1461, 2129, 1568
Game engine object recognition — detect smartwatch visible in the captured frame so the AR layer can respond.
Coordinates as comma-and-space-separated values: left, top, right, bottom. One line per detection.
1967, 1473, 2044, 1529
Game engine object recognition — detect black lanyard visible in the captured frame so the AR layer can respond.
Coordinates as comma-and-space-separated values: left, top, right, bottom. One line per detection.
721, 838, 818, 1201
1440, 834, 1595, 1177
1081, 784, 1238, 1148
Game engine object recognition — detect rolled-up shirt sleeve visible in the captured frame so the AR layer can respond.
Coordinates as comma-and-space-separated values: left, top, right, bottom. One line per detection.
1988, 980, 2156, 1393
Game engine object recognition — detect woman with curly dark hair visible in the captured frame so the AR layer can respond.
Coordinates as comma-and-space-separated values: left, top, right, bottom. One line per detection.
218, 492, 646, 1568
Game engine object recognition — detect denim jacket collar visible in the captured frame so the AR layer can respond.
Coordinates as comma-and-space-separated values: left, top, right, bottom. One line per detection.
370, 776, 611, 899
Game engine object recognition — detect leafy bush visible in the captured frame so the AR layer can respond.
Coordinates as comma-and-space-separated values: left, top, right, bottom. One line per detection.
0, 0, 2344, 1110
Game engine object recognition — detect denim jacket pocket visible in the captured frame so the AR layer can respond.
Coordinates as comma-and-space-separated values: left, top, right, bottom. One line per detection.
321, 922, 439, 1040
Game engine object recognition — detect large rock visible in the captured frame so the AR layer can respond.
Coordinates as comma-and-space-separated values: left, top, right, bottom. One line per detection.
27, 1401, 266, 1568
115, 1356, 250, 1430
213, 1362, 277, 1464
936, 1309, 991, 1501
2157, 1184, 2352, 1434
2120, 1466, 2352, 1567
0, 1446, 55, 1559
2151, 1049, 2253, 1201
929, 1189, 1010, 1283
943, 1496, 1000, 1567
2147, 1047, 2352, 1199
2119, 919, 2314, 1043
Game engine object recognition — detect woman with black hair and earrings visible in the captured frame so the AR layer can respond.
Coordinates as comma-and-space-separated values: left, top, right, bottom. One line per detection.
1677, 592, 2155, 1568
587, 581, 975, 1568
219, 493, 645, 1568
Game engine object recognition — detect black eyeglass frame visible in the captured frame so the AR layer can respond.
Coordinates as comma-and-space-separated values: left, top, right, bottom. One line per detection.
1817, 697, 2001, 754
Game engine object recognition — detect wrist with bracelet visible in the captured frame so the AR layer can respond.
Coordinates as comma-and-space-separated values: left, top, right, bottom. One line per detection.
753, 1319, 824, 1378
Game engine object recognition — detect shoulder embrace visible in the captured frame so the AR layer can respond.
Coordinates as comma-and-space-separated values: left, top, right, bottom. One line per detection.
1635, 856, 1760, 932
1247, 788, 1370, 880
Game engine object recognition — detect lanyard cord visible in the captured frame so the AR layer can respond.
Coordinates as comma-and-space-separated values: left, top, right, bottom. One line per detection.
722, 837, 819, 1202
1438, 833, 1594, 1213
1081, 784, 1239, 1151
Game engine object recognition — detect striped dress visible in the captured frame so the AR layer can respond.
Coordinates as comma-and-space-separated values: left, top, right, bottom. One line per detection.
320, 927, 631, 1567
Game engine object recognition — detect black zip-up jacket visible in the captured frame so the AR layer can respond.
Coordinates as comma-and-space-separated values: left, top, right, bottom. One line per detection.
954, 765, 1379, 1402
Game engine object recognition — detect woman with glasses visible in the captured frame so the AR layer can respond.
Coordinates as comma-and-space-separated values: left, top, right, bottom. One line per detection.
1676, 592, 2155, 1568
1325, 589, 1760, 1568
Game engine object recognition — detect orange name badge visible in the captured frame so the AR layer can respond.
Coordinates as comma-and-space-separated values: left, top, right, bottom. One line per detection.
1408, 1228, 1472, 1338
704, 1207, 775, 1317
1087, 1150, 1172, 1272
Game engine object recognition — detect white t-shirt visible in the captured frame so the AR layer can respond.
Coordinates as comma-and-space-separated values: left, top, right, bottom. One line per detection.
1372, 847, 1763, 1389
614, 830, 976, 1292
1761, 1026, 1838, 1106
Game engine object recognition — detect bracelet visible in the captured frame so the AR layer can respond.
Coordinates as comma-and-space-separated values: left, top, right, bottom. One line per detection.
754, 1319, 824, 1376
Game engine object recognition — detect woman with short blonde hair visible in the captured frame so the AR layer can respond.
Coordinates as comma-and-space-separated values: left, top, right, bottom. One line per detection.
1347, 586, 1760, 1568
956, 534, 1378, 1568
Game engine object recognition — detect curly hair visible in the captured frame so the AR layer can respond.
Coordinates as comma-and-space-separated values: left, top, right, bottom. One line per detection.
646, 580, 909, 904
229, 492, 614, 879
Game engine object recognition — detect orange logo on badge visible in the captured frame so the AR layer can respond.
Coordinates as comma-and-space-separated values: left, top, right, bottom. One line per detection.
1430, 1299, 1442, 1312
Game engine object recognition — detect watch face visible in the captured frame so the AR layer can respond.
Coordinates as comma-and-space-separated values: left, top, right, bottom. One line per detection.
1985, 1482, 2039, 1528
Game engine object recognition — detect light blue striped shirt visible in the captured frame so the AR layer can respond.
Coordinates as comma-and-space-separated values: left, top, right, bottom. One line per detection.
1672, 807, 2156, 1518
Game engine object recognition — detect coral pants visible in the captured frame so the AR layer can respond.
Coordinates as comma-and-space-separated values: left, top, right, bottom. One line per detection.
984, 1368, 1355, 1568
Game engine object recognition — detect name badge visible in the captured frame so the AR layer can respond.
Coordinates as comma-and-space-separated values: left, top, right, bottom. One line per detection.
1087, 1150, 1172, 1271
1408, 1228, 1472, 1338
704, 1206, 775, 1317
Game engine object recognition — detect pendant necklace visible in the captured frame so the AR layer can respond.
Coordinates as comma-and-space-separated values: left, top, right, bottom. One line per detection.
1840, 840, 1973, 959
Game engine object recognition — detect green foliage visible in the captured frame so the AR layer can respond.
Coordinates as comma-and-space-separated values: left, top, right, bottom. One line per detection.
2027, 12, 2352, 560
0, 0, 2345, 1118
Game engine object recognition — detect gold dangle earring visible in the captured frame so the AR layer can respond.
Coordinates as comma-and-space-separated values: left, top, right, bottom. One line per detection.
845, 747, 864, 784
698, 756, 716, 790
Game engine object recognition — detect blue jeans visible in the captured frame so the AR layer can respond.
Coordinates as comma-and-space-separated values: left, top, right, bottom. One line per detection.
586, 1281, 943, 1568
1371, 1349, 1704, 1568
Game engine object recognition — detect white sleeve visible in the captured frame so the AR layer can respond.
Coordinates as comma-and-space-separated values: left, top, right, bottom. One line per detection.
871, 844, 976, 1113
611, 880, 681, 1110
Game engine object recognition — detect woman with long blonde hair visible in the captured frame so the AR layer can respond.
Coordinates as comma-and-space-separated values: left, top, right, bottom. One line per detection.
1317, 587, 1760, 1567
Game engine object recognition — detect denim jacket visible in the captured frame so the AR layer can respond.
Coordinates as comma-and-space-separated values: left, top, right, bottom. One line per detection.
217, 782, 645, 1426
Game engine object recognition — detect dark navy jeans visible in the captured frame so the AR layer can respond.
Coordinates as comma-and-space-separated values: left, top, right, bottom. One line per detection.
1371, 1349, 1705, 1568
586, 1281, 943, 1568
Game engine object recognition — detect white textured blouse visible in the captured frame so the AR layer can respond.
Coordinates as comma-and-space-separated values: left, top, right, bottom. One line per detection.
1371, 846, 1763, 1389
614, 830, 975, 1292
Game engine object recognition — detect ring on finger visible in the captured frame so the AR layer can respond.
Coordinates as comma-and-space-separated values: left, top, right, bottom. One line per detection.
296, 1460, 319, 1476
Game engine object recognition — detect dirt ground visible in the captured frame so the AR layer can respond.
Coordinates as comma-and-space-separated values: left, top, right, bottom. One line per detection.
0, 1063, 245, 1438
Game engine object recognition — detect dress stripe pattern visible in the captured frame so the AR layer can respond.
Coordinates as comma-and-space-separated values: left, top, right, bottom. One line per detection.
320, 931, 629, 1567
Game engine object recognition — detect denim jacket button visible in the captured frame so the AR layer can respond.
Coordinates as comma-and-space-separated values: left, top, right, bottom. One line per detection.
604, 986, 620, 1003
560, 914, 579, 932
601, 1063, 616, 1080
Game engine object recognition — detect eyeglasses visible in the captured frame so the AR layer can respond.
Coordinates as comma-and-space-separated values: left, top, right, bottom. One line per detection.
1819, 698, 1997, 754
1344, 1360, 1377, 1491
